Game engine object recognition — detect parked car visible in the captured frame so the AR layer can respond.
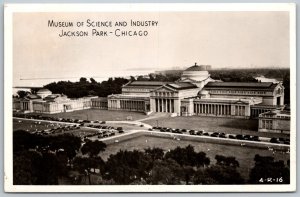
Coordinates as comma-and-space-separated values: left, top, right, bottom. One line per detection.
270, 137, 279, 143
210, 132, 219, 137
244, 135, 251, 140
219, 133, 226, 138
251, 136, 260, 141
236, 135, 244, 140
189, 130, 196, 135
228, 135, 236, 139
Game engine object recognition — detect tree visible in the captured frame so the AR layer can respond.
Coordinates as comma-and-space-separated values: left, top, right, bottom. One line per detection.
215, 155, 239, 168
164, 145, 210, 184
249, 154, 290, 184
13, 150, 42, 185
90, 78, 97, 84
144, 147, 164, 161
149, 159, 183, 184
49, 134, 82, 160
165, 145, 210, 167
79, 77, 88, 83
73, 156, 104, 185
103, 150, 151, 184
81, 140, 107, 158
194, 165, 244, 184
282, 74, 290, 105
17, 90, 29, 98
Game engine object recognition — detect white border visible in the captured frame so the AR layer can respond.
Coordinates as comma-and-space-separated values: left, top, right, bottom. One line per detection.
4, 3, 296, 192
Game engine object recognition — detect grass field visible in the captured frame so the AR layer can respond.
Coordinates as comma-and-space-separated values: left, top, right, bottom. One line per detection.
101, 135, 290, 180
42, 109, 147, 121
13, 119, 67, 132
142, 116, 289, 138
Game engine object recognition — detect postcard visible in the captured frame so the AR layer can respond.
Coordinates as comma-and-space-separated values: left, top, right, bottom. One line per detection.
4, 3, 296, 192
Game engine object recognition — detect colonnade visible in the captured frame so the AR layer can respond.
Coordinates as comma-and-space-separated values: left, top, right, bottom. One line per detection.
235, 105, 246, 116
194, 103, 231, 116
21, 102, 30, 110
155, 98, 174, 113
251, 108, 270, 118
91, 100, 108, 109
120, 100, 145, 111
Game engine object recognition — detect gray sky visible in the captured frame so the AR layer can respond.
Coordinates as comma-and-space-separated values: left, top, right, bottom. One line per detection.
13, 11, 290, 85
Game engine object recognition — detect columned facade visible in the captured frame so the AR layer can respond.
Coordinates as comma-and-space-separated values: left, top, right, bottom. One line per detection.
153, 98, 175, 113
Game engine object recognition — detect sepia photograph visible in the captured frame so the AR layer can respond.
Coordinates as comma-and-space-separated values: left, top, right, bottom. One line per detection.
4, 3, 296, 192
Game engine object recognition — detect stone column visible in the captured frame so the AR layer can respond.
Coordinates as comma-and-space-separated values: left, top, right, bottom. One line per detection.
174, 99, 180, 115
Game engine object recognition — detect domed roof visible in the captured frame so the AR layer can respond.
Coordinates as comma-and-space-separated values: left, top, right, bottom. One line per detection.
199, 90, 209, 95
37, 88, 52, 94
181, 63, 211, 82
185, 63, 210, 71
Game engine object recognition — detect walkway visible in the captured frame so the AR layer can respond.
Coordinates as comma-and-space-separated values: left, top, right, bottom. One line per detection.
135, 112, 172, 122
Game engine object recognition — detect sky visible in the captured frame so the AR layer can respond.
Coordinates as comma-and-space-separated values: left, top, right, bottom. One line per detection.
13, 11, 290, 86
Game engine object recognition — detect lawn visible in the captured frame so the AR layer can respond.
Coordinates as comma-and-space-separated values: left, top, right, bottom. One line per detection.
43, 109, 148, 121
13, 119, 67, 132
142, 116, 289, 138
101, 135, 290, 181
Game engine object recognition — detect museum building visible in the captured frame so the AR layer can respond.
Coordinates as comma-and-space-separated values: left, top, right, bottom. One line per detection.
13, 88, 97, 114
94, 63, 285, 119
13, 63, 285, 119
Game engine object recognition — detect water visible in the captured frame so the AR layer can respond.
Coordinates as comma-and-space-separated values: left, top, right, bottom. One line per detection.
13, 69, 155, 94
255, 76, 280, 83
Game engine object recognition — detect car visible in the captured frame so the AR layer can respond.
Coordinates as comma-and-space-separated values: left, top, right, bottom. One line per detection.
181, 129, 187, 133
196, 131, 203, 135
203, 132, 209, 136
236, 135, 244, 140
219, 133, 226, 138
270, 137, 279, 143
118, 130, 124, 133
189, 130, 196, 135
166, 128, 172, 132
228, 135, 236, 139
284, 140, 290, 145
148, 128, 153, 131
117, 127, 123, 131
210, 133, 219, 137
98, 135, 103, 138
251, 136, 260, 141
244, 135, 251, 140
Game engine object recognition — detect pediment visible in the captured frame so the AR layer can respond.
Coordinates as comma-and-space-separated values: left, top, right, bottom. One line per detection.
107, 94, 119, 99
233, 100, 248, 104
178, 78, 198, 83
153, 85, 177, 93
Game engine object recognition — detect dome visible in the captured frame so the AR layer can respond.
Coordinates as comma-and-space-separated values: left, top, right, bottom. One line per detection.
199, 90, 209, 95
37, 88, 52, 94
181, 63, 211, 82
185, 65, 207, 71
37, 88, 52, 99
198, 89, 210, 98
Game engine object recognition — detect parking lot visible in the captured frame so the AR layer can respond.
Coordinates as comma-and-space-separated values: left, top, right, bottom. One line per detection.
143, 115, 290, 139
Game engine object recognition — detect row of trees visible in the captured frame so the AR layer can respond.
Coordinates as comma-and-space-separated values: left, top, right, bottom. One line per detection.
13, 130, 290, 185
